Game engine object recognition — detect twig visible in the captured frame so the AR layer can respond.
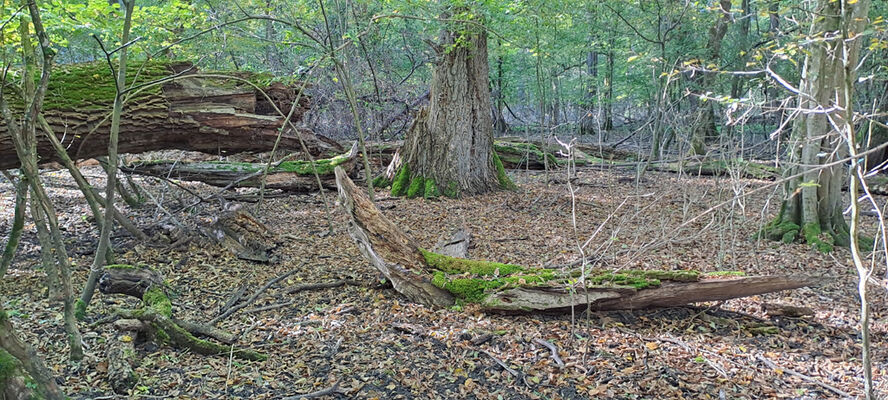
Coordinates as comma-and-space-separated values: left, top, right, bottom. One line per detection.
210, 269, 298, 325
756, 354, 851, 398
285, 279, 357, 294
245, 300, 296, 314
282, 381, 341, 400
480, 349, 530, 387
533, 338, 565, 369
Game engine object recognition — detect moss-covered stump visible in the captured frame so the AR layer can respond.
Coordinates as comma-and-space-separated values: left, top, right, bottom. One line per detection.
124, 143, 359, 193
99, 266, 266, 361
389, 164, 467, 199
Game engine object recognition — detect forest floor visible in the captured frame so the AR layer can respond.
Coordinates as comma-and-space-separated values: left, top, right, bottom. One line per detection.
1, 161, 887, 399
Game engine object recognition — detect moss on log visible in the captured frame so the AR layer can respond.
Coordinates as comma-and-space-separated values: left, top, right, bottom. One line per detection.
0, 60, 341, 170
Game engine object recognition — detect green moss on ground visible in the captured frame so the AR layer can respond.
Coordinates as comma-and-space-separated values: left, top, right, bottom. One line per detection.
391, 165, 411, 196
702, 271, 746, 277
106, 264, 138, 269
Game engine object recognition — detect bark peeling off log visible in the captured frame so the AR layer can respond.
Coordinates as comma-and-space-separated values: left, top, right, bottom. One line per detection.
335, 166, 454, 308
98, 266, 164, 298
0, 61, 342, 170
204, 207, 276, 262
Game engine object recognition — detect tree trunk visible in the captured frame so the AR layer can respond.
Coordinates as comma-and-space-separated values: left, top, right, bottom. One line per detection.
762, 0, 872, 252
492, 45, 508, 136
0, 61, 341, 170
603, 39, 615, 132
580, 50, 599, 135
391, 13, 512, 198
688, 0, 731, 156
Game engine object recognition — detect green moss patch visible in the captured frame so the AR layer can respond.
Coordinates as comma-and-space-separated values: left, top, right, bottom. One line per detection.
0, 348, 20, 383
492, 151, 517, 190
406, 176, 426, 198
586, 269, 699, 289
372, 175, 392, 189
423, 249, 556, 302
391, 165, 411, 196
202, 151, 352, 176
41, 59, 175, 111
143, 286, 173, 318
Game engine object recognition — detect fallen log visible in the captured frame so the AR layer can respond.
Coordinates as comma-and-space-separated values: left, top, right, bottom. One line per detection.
334, 166, 824, 313
0, 60, 342, 170
122, 142, 359, 192
98, 265, 266, 361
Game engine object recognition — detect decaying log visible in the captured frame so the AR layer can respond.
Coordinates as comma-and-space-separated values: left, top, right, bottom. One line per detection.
334, 167, 455, 308
0, 60, 342, 170
123, 142, 360, 192
203, 206, 277, 262
335, 167, 825, 313
98, 266, 265, 361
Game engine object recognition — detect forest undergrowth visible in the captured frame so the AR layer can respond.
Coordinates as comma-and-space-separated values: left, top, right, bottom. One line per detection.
0, 164, 885, 399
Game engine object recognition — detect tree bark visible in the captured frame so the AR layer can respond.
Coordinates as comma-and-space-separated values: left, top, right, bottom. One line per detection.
0, 61, 341, 170
762, 0, 872, 252
688, 0, 732, 155
391, 12, 511, 198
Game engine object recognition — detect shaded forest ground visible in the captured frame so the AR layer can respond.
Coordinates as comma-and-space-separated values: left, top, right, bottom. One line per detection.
1, 161, 887, 399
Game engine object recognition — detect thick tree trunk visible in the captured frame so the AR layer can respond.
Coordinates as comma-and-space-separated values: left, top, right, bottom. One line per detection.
762, 0, 871, 252
336, 167, 823, 313
0, 61, 341, 170
391, 15, 511, 198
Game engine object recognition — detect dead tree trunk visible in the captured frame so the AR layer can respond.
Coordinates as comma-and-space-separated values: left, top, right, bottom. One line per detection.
390, 12, 512, 198
0, 60, 341, 170
123, 143, 359, 192
336, 167, 823, 313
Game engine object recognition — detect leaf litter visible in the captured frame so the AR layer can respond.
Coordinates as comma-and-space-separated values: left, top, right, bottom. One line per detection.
0, 165, 886, 399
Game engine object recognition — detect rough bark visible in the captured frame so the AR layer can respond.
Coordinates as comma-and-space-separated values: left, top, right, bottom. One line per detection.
763, 0, 872, 252
123, 142, 359, 192
393, 13, 510, 198
0, 60, 341, 170
202, 206, 277, 262
0, 311, 63, 400
336, 166, 823, 313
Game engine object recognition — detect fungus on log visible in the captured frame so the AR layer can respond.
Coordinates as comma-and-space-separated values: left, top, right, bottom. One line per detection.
0, 60, 341, 170
123, 142, 360, 192
98, 265, 266, 361
334, 166, 824, 313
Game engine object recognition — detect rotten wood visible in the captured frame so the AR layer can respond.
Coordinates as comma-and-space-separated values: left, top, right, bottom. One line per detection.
98, 267, 164, 298
203, 206, 277, 262
335, 166, 825, 313
123, 142, 360, 192
335, 166, 454, 308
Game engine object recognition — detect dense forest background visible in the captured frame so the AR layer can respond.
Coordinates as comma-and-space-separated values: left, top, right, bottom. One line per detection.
1, 0, 888, 399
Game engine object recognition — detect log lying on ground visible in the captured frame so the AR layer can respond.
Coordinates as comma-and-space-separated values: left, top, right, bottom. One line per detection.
651, 160, 780, 180
201, 206, 278, 262
0, 60, 342, 170
123, 142, 359, 192
335, 166, 824, 313
98, 265, 266, 361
